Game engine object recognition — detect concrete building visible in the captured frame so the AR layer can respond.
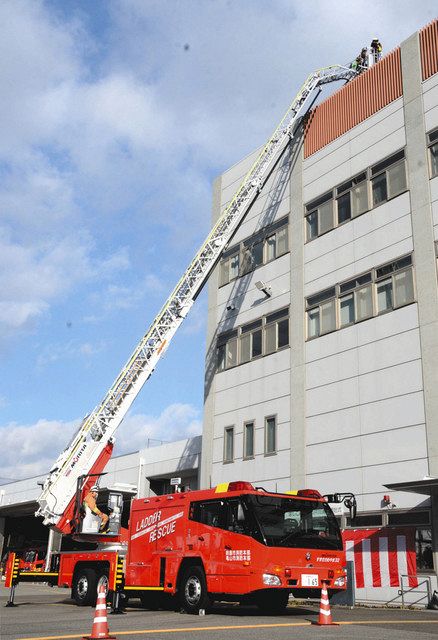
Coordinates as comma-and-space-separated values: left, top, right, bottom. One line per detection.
201, 22, 438, 602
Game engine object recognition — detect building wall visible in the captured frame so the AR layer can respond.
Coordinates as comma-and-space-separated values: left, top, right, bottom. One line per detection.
202, 144, 296, 492
202, 25, 438, 516
302, 91, 428, 511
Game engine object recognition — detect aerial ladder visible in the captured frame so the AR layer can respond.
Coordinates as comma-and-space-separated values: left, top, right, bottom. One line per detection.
36, 64, 357, 535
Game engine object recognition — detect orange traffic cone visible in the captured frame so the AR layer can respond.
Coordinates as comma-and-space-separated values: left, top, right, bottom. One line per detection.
82, 584, 116, 639
312, 581, 339, 626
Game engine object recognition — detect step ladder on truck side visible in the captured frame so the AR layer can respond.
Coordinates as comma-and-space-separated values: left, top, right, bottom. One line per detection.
36, 64, 357, 536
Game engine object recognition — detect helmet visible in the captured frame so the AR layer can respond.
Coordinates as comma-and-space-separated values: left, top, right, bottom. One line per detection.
90, 485, 99, 492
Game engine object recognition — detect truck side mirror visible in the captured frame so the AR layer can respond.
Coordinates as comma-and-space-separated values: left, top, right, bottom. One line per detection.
344, 496, 357, 520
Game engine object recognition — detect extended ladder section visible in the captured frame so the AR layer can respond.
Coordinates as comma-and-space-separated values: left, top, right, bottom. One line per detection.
37, 64, 356, 528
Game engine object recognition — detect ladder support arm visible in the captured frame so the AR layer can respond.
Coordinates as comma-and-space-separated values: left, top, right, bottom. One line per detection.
36, 64, 357, 528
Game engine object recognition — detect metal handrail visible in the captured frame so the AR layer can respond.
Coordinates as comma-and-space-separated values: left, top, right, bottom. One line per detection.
399, 574, 431, 608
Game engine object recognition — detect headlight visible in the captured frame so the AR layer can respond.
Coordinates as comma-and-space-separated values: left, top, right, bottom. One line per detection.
333, 577, 346, 587
263, 573, 281, 586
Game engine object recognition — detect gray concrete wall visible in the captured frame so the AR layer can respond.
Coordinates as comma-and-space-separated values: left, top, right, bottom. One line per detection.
289, 134, 306, 489
301, 85, 429, 512
423, 72, 438, 241
204, 143, 295, 492
401, 31, 438, 576
200, 175, 223, 489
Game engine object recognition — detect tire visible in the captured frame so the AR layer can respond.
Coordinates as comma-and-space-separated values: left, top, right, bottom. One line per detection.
256, 590, 289, 614
72, 567, 98, 606
179, 566, 210, 614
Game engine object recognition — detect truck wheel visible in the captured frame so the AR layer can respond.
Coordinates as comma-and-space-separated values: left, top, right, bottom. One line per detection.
72, 568, 97, 606
180, 566, 210, 614
256, 590, 289, 614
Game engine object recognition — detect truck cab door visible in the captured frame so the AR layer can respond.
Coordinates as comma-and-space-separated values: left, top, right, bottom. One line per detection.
219, 499, 256, 593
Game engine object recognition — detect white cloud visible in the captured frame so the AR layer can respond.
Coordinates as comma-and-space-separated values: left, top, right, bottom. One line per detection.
36, 339, 106, 368
0, 403, 201, 481
0, 417, 79, 481
114, 404, 202, 455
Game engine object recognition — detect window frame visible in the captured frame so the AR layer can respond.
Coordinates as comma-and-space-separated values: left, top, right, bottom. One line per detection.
218, 216, 289, 287
306, 288, 336, 340
240, 320, 263, 364
306, 254, 415, 341
427, 127, 438, 179
304, 149, 408, 243
219, 249, 240, 287
375, 255, 415, 314
216, 307, 290, 371
335, 172, 369, 226
305, 192, 334, 242
370, 150, 407, 207
264, 308, 290, 354
223, 426, 235, 463
264, 415, 277, 456
243, 420, 255, 460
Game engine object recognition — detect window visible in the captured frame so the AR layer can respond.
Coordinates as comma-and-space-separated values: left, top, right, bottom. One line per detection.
247, 494, 342, 549
217, 330, 238, 371
265, 308, 289, 354
305, 192, 333, 241
339, 273, 373, 325
240, 320, 262, 363
371, 150, 407, 206
224, 427, 234, 463
241, 238, 264, 275
265, 416, 276, 455
416, 528, 433, 571
336, 172, 368, 224
346, 513, 383, 527
428, 128, 438, 178
243, 421, 255, 459
304, 150, 407, 241
219, 216, 289, 286
219, 250, 240, 286
375, 255, 414, 313
306, 288, 336, 339
387, 510, 430, 526
216, 307, 290, 371
306, 255, 415, 339
225, 499, 251, 535
266, 226, 288, 262
190, 500, 226, 528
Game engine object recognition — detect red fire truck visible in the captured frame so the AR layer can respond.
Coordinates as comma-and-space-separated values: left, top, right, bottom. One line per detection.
5, 481, 354, 613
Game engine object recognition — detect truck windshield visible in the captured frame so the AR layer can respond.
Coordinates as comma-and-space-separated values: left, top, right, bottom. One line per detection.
245, 495, 342, 550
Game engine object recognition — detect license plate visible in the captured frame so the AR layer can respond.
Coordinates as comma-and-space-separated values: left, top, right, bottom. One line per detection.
301, 574, 319, 587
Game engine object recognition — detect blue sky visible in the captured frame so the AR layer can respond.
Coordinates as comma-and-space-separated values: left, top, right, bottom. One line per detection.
0, 0, 436, 481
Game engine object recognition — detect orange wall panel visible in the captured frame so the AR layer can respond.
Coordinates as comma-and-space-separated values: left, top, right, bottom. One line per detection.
304, 49, 402, 158
420, 19, 438, 81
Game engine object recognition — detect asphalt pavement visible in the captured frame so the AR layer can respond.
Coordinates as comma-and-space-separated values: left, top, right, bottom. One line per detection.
1, 583, 437, 640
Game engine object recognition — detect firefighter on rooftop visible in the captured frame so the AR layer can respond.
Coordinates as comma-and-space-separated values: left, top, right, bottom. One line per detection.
370, 38, 383, 63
